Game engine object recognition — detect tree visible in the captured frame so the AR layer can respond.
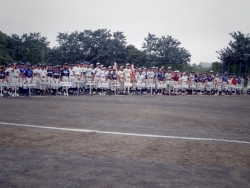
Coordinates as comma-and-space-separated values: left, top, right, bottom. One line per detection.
216, 31, 250, 76
56, 29, 127, 66
8, 32, 50, 65
211, 62, 223, 73
0, 31, 13, 64
125, 45, 148, 67
142, 33, 191, 67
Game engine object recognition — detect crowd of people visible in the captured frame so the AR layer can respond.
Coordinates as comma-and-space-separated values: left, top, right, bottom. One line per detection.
0, 61, 250, 97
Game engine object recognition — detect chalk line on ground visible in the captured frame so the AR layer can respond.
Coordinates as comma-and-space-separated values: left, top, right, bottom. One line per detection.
0, 121, 249, 144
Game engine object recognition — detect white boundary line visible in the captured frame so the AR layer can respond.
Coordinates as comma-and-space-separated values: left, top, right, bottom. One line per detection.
0, 121, 250, 145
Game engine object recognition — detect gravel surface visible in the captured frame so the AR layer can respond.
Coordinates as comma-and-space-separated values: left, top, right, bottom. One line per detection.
0, 94, 250, 187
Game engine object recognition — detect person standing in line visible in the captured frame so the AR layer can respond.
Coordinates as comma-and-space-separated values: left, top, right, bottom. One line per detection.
93, 62, 101, 94
23, 62, 34, 97
73, 61, 82, 95
118, 66, 124, 94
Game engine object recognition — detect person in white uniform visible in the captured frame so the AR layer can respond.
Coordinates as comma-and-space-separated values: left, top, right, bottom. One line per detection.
68, 64, 75, 95
146, 67, 156, 94
73, 61, 82, 95
98, 65, 107, 95
4, 64, 13, 95
180, 72, 189, 95
164, 68, 173, 95
39, 65, 48, 95
135, 69, 146, 95
33, 64, 43, 95
93, 62, 101, 94
83, 62, 94, 95
8, 63, 20, 97
124, 63, 132, 94
118, 66, 125, 93
189, 71, 196, 94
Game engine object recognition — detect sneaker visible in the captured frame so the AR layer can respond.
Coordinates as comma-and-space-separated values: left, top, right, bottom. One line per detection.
99, 93, 102, 95
16, 93, 19, 97
102, 93, 106, 96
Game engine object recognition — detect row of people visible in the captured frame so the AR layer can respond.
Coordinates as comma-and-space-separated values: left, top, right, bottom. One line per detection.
0, 62, 250, 97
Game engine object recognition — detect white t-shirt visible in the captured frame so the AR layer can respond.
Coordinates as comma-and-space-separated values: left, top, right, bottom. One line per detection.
118, 70, 124, 78
147, 71, 155, 79
86, 68, 92, 77
34, 68, 42, 77
73, 66, 82, 75
181, 76, 188, 82
40, 70, 47, 77
69, 69, 74, 76
82, 67, 87, 74
165, 73, 172, 80
136, 74, 145, 83
124, 68, 131, 77
100, 70, 106, 77
7, 68, 20, 78
94, 67, 101, 77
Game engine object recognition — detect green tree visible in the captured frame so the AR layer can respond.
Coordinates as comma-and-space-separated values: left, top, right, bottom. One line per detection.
142, 33, 191, 67
211, 62, 223, 73
125, 45, 148, 67
216, 31, 250, 76
8, 32, 50, 65
56, 29, 127, 66
0, 31, 13, 64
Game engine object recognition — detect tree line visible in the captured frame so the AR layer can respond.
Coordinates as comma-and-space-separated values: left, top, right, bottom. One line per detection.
0, 29, 191, 68
0, 29, 249, 76
216, 31, 250, 76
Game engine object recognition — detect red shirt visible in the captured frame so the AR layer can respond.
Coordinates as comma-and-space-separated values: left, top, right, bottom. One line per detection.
172, 74, 179, 81
232, 79, 237, 85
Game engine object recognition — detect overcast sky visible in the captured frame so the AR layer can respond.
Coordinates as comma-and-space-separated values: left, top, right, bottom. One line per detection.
1, 0, 249, 64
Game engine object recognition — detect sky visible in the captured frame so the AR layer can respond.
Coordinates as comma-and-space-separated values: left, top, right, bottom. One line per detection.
1, 0, 249, 64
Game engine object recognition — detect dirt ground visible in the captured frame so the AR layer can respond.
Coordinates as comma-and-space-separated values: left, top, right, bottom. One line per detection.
0, 94, 250, 188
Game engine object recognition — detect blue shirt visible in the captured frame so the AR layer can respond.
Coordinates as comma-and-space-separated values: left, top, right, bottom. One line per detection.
157, 73, 164, 81
47, 69, 54, 77
53, 71, 60, 79
107, 73, 113, 80
222, 75, 228, 82
0, 71, 5, 79
207, 75, 214, 82
112, 73, 118, 80
61, 69, 70, 77
24, 69, 33, 78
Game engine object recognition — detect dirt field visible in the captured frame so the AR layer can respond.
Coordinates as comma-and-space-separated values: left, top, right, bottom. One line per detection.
0, 94, 250, 188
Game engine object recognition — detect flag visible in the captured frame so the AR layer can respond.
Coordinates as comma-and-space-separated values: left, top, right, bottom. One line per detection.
113, 62, 118, 70
131, 63, 135, 82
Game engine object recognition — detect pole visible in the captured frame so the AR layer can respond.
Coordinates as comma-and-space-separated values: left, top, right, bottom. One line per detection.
246, 61, 247, 80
